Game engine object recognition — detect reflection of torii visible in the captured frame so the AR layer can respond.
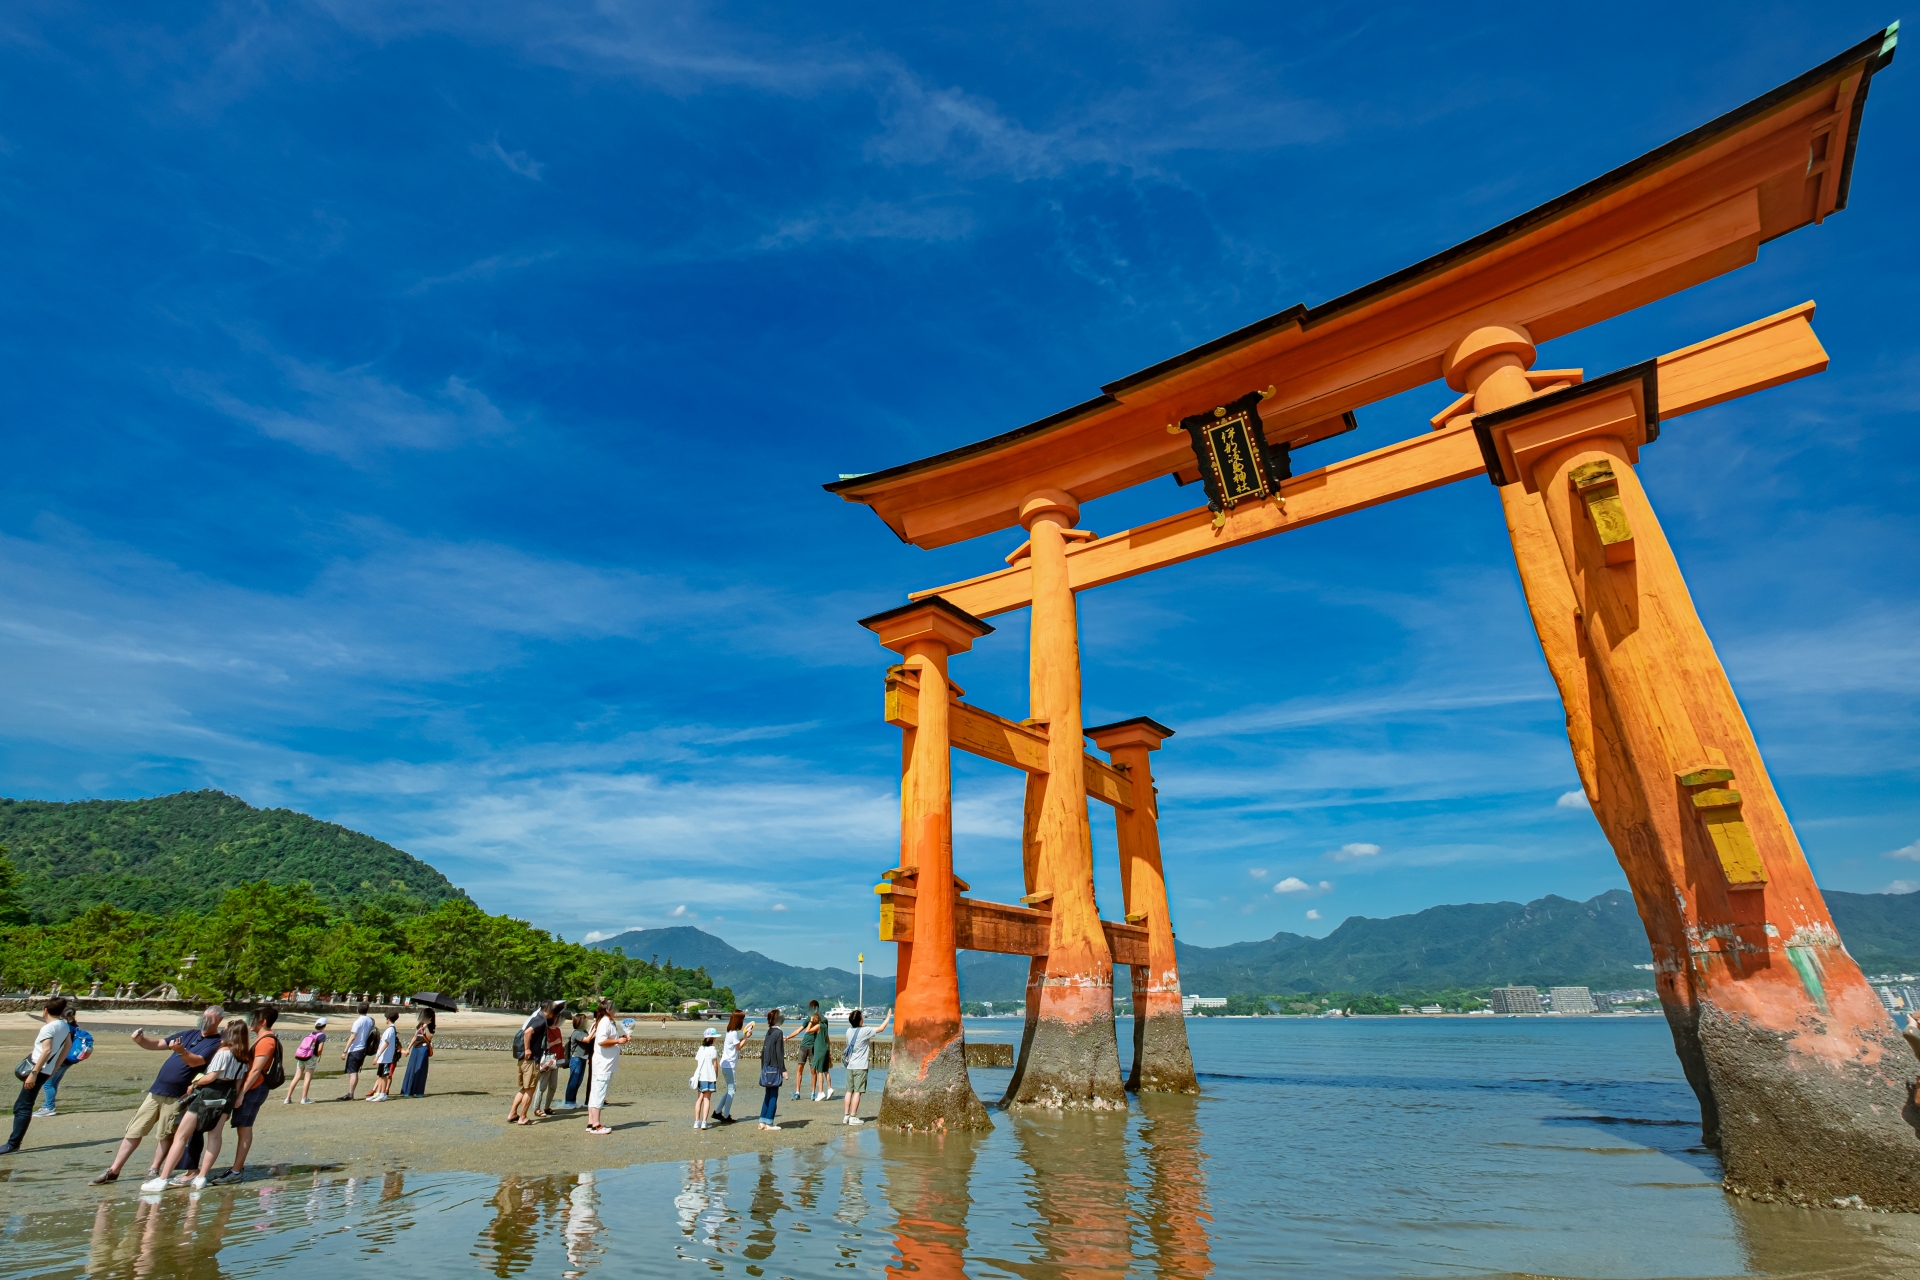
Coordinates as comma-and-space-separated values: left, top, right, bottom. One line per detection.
834, 26, 1918, 1211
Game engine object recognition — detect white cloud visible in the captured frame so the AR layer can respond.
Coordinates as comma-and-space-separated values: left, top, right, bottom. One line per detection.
772, 903, 788, 912
473, 135, 544, 180
1886, 841, 1920, 862
1331, 843, 1381, 862
1272, 877, 1332, 895
1305, 909, 1322, 921
1882, 881, 1920, 895
1247, 868, 1268, 880
670, 905, 689, 918
759, 200, 972, 249
1556, 790, 1591, 811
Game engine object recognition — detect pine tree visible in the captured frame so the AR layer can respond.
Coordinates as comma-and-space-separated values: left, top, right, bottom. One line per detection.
0, 846, 28, 926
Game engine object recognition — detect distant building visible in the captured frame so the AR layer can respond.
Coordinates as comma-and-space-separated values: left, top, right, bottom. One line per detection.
1549, 986, 1596, 1015
1489, 986, 1544, 1015
1182, 995, 1227, 1013
1419, 1004, 1444, 1015
1874, 985, 1919, 1013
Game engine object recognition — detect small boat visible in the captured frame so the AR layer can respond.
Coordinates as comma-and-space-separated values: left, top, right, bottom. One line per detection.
825, 1003, 855, 1024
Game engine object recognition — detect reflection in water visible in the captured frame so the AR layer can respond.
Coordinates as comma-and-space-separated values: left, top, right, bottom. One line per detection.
477, 1176, 567, 1277
879, 1129, 979, 1279
1012, 1112, 1133, 1280
745, 1150, 787, 1264
564, 1171, 605, 1278
1137, 1095, 1213, 1279
84, 1186, 239, 1280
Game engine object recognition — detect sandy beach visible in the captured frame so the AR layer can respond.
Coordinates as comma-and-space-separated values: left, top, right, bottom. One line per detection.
1, 1008, 884, 1214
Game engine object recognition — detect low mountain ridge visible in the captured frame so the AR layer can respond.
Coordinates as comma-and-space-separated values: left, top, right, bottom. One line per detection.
0, 790, 466, 921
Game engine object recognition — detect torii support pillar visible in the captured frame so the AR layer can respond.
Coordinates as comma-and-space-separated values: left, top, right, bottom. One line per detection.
861, 599, 993, 1132
1470, 335, 1920, 1210
1087, 717, 1198, 1094
1006, 489, 1127, 1110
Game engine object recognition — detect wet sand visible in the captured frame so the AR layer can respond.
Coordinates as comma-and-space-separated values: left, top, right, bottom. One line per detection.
1, 1009, 878, 1214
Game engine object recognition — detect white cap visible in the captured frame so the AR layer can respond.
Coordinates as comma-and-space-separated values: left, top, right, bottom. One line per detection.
314, 1017, 328, 1027
703, 1027, 719, 1037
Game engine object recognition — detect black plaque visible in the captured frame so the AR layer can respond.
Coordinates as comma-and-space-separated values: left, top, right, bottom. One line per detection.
1177, 390, 1291, 516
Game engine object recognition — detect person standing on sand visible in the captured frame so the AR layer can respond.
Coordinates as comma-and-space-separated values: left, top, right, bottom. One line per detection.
400, 1008, 435, 1097
2, 997, 72, 1155
508, 1001, 553, 1125
563, 1013, 592, 1110
841, 1008, 889, 1125
532, 1008, 565, 1117
216, 1005, 280, 1184
141, 1017, 249, 1192
809, 1010, 834, 1102
340, 1003, 375, 1100
88, 1005, 224, 1185
691, 1028, 719, 1130
585, 1000, 629, 1136
793, 1002, 820, 1101
32, 1004, 91, 1119
715, 1011, 753, 1125
757, 1008, 786, 1131
284, 1018, 326, 1105
365, 1011, 399, 1102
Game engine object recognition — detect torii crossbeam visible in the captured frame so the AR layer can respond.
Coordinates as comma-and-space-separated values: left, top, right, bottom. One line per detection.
830, 26, 1915, 1210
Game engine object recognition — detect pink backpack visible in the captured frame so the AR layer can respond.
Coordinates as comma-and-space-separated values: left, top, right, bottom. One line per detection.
295, 1032, 324, 1061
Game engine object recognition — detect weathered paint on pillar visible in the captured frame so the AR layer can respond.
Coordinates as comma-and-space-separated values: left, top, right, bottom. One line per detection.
1471, 343, 1920, 1210
1005, 488, 1126, 1110
861, 598, 994, 1132
1087, 716, 1197, 1095
1447, 328, 1721, 1142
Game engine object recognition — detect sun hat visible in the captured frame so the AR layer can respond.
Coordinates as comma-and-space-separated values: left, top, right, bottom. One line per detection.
703, 1027, 719, 1037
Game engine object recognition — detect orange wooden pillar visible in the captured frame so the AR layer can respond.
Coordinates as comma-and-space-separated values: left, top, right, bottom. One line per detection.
1462, 326, 1920, 1210
861, 599, 993, 1132
1444, 328, 1722, 1141
1087, 717, 1197, 1094
1005, 488, 1126, 1110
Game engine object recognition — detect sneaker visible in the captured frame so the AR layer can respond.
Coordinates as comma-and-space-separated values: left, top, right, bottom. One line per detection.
168, 1171, 194, 1187
211, 1169, 243, 1185
90, 1170, 119, 1186
299, 1099, 314, 1105
139, 1176, 170, 1193
366, 1094, 387, 1102
190, 1175, 207, 1190
823, 1089, 836, 1101
32, 1107, 55, 1118
848, 1116, 865, 1125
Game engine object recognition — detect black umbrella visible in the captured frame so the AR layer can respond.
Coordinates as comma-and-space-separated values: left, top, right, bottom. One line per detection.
408, 991, 460, 1012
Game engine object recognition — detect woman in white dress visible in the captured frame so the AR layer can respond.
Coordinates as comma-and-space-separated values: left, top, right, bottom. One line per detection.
585, 1000, 629, 1136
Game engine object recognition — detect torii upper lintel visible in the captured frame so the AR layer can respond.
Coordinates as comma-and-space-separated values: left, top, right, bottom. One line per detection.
825, 25, 1897, 550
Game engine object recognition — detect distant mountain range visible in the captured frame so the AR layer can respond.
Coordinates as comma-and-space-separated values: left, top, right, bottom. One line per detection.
592, 888, 1920, 1005
0, 790, 467, 921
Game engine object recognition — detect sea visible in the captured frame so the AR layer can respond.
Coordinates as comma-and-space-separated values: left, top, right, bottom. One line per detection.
5, 1016, 1919, 1279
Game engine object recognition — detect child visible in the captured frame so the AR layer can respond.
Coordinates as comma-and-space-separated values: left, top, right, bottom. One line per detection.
284, 1017, 327, 1105
691, 1028, 719, 1130
366, 1011, 400, 1101
142, 1018, 249, 1191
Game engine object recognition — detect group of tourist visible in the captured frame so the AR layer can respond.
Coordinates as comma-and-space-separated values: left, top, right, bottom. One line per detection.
507, 999, 630, 1135
686, 1001, 890, 1132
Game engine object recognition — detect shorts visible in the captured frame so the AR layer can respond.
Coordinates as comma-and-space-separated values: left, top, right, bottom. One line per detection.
124, 1091, 187, 1143
697, 1080, 715, 1092
588, 1064, 615, 1109
233, 1084, 270, 1128
376, 1060, 396, 1079
847, 1069, 869, 1093
517, 1058, 542, 1089
345, 1048, 369, 1074
292, 1055, 317, 1073
184, 1087, 234, 1125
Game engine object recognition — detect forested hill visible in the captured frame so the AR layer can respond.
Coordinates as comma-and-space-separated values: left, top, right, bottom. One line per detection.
0, 790, 465, 922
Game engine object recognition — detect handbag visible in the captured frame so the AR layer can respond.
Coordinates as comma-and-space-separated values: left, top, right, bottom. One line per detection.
13, 1057, 34, 1082
759, 1066, 782, 1088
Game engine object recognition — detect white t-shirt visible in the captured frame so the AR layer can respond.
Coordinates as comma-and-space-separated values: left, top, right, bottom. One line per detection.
720, 1029, 745, 1068
348, 1015, 376, 1053
844, 1025, 880, 1070
592, 1018, 622, 1075
31, 1021, 72, 1074
693, 1044, 718, 1083
376, 1025, 400, 1065
205, 1047, 245, 1081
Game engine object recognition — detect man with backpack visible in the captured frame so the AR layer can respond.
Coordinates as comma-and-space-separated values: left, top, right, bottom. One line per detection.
284, 1018, 325, 1105
339, 1004, 375, 1100
210, 1005, 282, 1184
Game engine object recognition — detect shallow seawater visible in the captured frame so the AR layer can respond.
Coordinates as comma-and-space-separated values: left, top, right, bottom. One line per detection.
5, 1018, 1919, 1279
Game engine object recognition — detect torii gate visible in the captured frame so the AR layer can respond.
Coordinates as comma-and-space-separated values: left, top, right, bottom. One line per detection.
831, 28, 1914, 1210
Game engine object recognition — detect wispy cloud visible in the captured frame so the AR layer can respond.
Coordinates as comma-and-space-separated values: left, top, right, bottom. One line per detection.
758, 200, 972, 249
1330, 842, 1381, 862
1886, 841, 1920, 862
473, 135, 544, 180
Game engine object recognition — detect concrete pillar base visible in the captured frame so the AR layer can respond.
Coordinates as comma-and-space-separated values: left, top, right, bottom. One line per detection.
1704, 1004, 1920, 1211
1129, 993, 1198, 1095
878, 1030, 992, 1133
1004, 989, 1128, 1110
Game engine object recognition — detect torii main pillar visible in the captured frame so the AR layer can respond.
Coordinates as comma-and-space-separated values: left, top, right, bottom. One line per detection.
1087, 717, 1197, 1094
862, 599, 993, 1132
1455, 324, 1920, 1210
1006, 488, 1127, 1110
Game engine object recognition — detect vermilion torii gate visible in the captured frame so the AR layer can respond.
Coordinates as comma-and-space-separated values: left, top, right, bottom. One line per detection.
832, 29, 1915, 1210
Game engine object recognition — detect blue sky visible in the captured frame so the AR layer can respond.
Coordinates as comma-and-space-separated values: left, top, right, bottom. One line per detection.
1, 3, 1915, 971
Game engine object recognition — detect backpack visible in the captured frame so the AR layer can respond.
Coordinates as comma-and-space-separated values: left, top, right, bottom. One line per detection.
263, 1037, 286, 1090
66, 1028, 94, 1064
295, 1032, 323, 1061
